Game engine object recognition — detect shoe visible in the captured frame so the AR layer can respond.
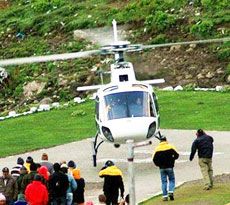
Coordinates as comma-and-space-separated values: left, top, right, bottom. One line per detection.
169, 193, 174, 201
162, 197, 168, 201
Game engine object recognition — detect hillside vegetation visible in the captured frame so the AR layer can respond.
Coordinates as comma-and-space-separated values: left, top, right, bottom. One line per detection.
0, 0, 229, 114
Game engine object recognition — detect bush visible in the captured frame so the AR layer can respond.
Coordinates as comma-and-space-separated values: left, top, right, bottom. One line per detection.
190, 19, 214, 37
13, 84, 23, 97
217, 42, 230, 61
149, 34, 168, 44
145, 11, 176, 32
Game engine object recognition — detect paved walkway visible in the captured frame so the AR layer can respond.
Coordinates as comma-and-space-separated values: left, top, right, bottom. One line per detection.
0, 129, 229, 203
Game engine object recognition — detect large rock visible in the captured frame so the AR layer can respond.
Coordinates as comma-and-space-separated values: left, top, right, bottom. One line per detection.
23, 81, 46, 98
40, 97, 52, 105
226, 75, 230, 84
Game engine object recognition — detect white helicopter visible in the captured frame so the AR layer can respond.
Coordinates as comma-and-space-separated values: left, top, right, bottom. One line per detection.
0, 20, 229, 166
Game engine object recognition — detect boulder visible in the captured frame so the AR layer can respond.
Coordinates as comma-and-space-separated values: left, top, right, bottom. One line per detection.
23, 81, 46, 98
162, 86, 174, 91
226, 75, 230, 84
174, 85, 183, 91
40, 97, 52, 105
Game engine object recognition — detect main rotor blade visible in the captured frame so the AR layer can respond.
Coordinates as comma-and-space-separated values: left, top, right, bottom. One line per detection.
0, 50, 100, 66
142, 37, 230, 50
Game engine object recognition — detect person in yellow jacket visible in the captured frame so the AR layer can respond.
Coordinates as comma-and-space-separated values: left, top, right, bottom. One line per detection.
153, 136, 179, 201
99, 160, 124, 205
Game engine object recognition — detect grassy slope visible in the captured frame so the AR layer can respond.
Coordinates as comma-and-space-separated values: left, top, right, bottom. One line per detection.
0, 91, 229, 158
159, 91, 230, 130
141, 182, 230, 205
0, 0, 229, 104
0, 101, 95, 157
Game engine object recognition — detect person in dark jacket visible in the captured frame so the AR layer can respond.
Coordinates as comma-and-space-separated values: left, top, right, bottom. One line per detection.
16, 166, 28, 200
72, 168, 85, 205
189, 129, 214, 190
0, 167, 18, 205
153, 136, 179, 201
99, 160, 124, 205
21, 162, 37, 194
49, 163, 69, 205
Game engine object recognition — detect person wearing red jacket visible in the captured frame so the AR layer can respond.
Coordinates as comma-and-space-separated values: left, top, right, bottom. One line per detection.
25, 174, 48, 205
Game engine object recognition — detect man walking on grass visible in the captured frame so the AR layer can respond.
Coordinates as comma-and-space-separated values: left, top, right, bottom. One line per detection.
190, 129, 214, 190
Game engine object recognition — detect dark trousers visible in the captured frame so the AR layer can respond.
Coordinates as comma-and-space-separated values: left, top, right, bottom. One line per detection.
51, 196, 66, 205
105, 192, 119, 205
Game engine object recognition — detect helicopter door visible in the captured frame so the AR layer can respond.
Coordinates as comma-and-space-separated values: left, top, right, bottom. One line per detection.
152, 92, 160, 128
95, 96, 100, 132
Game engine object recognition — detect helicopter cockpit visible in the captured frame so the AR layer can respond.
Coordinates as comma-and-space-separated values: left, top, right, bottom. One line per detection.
104, 91, 155, 120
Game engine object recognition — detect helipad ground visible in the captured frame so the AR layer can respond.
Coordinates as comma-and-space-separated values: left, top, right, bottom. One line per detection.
0, 129, 229, 203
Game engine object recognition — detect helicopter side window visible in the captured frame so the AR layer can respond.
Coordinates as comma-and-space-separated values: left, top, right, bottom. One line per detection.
95, 96, 99, 120
149, 97, 155, 117
152, 92, 159, 114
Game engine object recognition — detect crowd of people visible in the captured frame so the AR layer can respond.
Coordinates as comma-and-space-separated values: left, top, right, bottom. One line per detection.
0, 128, 214, 204
0, 153, 87, 205
0, 153, 128, 205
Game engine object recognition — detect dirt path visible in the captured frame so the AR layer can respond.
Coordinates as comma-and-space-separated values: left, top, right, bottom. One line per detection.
0, 129, 229, 203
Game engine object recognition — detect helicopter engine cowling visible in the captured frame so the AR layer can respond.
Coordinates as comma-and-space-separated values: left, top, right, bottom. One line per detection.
99, 117, 157, 144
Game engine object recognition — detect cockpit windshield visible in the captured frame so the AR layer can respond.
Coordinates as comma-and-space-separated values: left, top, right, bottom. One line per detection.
104, 91, 150, 120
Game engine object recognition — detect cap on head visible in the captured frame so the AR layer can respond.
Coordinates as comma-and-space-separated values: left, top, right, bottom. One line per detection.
60, 163, 68, 169
20, 166, 27, 172
60, 163, 68, 174
105, 160, 114, 167
2, 167, 9, 173
67, 160, 76, 168
17, 157, 24, 165
196, 129, 205, 137
26, 156, 33, 163
53, 163, 60, 172
72, 168, 81, 180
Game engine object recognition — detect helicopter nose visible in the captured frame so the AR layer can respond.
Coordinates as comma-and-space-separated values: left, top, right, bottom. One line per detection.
103, 117, 157, 144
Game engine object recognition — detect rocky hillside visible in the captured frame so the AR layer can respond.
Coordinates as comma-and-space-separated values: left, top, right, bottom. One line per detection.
0, 0, 229, 115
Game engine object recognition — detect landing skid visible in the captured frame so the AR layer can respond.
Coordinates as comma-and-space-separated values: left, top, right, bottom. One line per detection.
92, 132, 104, 167
154, 130, 163, 141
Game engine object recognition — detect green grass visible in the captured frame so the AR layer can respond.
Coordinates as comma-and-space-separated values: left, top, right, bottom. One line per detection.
140, 182, 230, 205
0, 101, 96, 157
0, 90, 229, 158
159, 91, 230, 130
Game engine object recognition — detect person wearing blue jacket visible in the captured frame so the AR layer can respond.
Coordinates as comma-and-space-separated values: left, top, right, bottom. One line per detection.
190, 129, 214, 190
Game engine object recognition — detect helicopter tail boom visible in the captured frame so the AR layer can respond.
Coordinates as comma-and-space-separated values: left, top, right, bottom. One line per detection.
140, 79, 165, 85
77, 85, 103, 91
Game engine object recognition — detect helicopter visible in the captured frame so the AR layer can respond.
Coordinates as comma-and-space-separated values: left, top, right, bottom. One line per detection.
0, 20, 229, 167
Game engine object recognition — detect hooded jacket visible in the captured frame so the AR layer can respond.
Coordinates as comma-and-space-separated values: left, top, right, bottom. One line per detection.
25, 180, 48, 205
153, 141, 179, 169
